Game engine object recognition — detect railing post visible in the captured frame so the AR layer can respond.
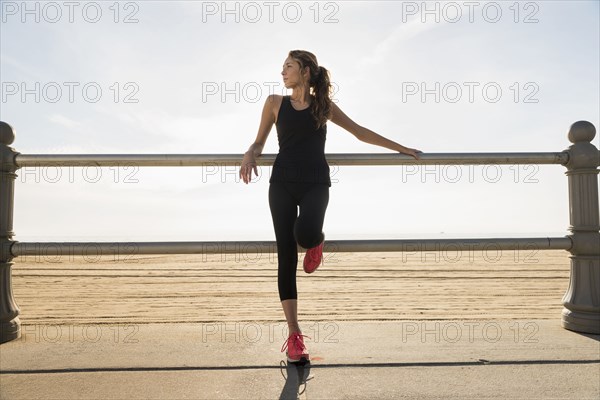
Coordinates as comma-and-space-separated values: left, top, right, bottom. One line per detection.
0, 121, 20, 344
562, 120, 600, 334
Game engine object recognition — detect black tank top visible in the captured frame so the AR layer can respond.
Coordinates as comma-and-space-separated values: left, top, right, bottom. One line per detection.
269, 95, 331, 186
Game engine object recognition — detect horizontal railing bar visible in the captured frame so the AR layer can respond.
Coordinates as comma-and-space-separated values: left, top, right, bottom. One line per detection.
14, 152, 570, 167
10, 237, 572, 257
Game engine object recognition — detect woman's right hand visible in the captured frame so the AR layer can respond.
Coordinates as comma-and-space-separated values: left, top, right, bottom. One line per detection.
239, 152, 259, 184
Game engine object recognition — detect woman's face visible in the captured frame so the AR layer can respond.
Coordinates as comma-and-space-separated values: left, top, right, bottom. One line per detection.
281, 56, 308, 89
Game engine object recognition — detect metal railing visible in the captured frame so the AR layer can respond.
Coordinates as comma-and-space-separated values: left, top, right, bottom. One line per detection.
0, 120, 598, 343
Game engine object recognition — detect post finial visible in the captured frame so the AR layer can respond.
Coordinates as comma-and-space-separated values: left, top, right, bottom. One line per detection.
568, 121, 596, 144
0, 121, 15, 146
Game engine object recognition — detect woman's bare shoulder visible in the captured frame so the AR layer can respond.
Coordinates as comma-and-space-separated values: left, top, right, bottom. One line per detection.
269, 94, 285, 124
269, 94, 285, 102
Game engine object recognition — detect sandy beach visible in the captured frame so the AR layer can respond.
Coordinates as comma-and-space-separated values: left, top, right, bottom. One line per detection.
4, 248, 599, 400
10, 249, 571, 325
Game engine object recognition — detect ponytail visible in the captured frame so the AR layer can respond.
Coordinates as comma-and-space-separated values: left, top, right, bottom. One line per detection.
311, 65, 333, 130
288, 50, 333, 130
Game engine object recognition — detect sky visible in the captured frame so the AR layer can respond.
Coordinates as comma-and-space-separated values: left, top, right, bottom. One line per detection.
1, 0, 599, 242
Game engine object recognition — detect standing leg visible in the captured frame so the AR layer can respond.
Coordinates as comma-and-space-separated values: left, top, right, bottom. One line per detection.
268, 182, 301, 334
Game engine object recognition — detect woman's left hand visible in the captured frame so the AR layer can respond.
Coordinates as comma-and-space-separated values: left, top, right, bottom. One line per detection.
399, 147, 423, 160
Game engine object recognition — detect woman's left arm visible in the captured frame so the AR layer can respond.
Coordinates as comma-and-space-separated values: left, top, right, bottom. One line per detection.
329, 101, 423, 160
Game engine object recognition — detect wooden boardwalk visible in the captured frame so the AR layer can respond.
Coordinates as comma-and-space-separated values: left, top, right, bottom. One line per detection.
10, 249, 571, 325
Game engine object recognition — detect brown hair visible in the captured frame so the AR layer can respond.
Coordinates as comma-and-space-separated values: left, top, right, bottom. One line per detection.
288, 50, 332, 130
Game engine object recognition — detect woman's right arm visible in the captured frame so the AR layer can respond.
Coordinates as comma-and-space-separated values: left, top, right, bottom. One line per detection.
240, 94, 276, 184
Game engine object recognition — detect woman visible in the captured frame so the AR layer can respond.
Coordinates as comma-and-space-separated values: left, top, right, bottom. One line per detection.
239, 50, 422, 363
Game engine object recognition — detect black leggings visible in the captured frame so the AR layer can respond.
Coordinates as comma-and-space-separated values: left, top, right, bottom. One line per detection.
268, 181, 329, 301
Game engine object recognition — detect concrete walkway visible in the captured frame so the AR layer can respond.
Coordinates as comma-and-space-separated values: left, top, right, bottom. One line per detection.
1, 319, 599, 399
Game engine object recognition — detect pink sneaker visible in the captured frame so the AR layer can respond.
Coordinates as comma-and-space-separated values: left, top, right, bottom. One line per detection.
281, 332, 310, 363
303, 235, 325, 274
